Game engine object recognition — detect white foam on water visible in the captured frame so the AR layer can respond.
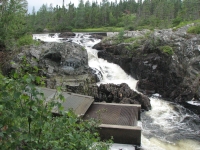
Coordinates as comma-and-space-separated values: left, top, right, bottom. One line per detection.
187, 100, 200, 106
33, 33, 62, 42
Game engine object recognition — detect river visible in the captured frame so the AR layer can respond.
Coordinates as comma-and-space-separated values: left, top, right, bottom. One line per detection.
33, 33, 200, 150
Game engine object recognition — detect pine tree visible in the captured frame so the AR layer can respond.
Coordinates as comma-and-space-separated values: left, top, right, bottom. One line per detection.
0, 0, 28, 50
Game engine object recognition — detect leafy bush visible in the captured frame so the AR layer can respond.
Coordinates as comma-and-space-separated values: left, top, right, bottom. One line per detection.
0, 61, 111, 149
172, 17, 183, 27
127, 25, 135, 31
16, 35, 34, 47
17, 35, 40, 47
35, 27, 44, 33
187, 25, 200, 34
160, 45, 174, 55
173, 20, 200, 30
117, 30, 125, 43
124, 37, 143, 43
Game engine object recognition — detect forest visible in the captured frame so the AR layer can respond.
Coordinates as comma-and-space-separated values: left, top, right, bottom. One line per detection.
27, 0, 200, 32
0, 0, 200, 50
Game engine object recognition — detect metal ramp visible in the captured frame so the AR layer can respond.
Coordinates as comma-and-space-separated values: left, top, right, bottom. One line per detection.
84, 103, 141, 145
39, 87, 94, 116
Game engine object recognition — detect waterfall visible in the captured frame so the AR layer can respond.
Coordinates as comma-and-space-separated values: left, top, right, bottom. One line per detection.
33, 33, 200, 150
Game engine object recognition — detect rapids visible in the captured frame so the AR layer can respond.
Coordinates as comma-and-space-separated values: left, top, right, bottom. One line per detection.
33, 33, 200, 150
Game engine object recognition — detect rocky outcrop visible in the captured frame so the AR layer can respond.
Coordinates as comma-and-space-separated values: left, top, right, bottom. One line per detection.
95, 83, 151, 111
95, 24, 200, 109
39, 42, 88, 75
65, 82, 151, 111
4, 42, 97, 90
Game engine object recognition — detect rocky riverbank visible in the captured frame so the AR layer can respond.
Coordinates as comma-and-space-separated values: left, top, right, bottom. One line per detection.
94, 24, 200, 114
2, 39, 151, 111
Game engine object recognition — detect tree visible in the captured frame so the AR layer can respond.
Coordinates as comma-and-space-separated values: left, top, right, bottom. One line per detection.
0, 0, 28, 50
75, 0, 85, 28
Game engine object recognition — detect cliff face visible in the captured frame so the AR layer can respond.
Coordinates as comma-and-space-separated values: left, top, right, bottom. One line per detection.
94, 24, 200, 110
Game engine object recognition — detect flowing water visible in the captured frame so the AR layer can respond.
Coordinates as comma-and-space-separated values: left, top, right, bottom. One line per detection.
33, 33, 200, 150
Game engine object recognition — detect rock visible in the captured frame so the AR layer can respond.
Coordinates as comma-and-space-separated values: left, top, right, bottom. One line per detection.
58, 32, 75, 38
47, 66, 54, 74
4, 42, 98, 95
92, 42, 104, 50
89, 33, 107, 39
95, 24, 200, 114
43, 28, 50, 32
39, 42, 88, 76
88, 83, 151, 111
30, 49, 41, 59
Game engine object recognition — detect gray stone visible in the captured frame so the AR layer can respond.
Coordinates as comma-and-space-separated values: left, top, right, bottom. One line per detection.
30, 49, 41, 59
47, 66, 54, 74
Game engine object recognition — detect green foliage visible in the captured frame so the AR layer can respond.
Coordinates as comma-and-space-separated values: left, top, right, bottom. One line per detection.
187, 24, 200, 34
125, 43, 139, 51
0, 0, 29, 50
173, 20, 200, 30
16, 35, 35, 47
124, 36, 143, 43
25, 0, 200, 32
0, 60, 111, 149
117, 30, 125, 43
159, 45, 174, 55
73, 27, 123, 32
35, 27, 44, 33
127, 25, 135, 31
172, 17, 183, 27
149, 37, 162, 50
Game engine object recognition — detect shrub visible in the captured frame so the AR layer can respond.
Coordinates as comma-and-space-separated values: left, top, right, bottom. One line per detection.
117, 29, 125, 43
17, 35, 40, 47
187, 25, 200, 34
127, 25, 135, 31
160, 45, 174, 55
35, 27, 44, 33
172, 17, 183, 27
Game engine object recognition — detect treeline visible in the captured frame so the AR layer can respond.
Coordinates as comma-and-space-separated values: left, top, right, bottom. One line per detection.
27, 0, 200, 32
0, 0, 199, 50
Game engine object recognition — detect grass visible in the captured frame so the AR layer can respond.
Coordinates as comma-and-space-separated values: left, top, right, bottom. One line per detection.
73, 27, 123, 32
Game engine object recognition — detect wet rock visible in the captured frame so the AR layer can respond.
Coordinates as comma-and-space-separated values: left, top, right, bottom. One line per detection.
92, 42, 104, 50
88, 83, 151, 111
58, 32, 75, 38
95, 24, 200, 112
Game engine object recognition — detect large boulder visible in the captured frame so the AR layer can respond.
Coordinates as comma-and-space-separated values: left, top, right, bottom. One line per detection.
4, 42, 97, 90
39, 42, 88, 75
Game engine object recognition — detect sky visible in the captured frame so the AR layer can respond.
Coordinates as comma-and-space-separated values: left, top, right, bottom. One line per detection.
27, 0, 117, 13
